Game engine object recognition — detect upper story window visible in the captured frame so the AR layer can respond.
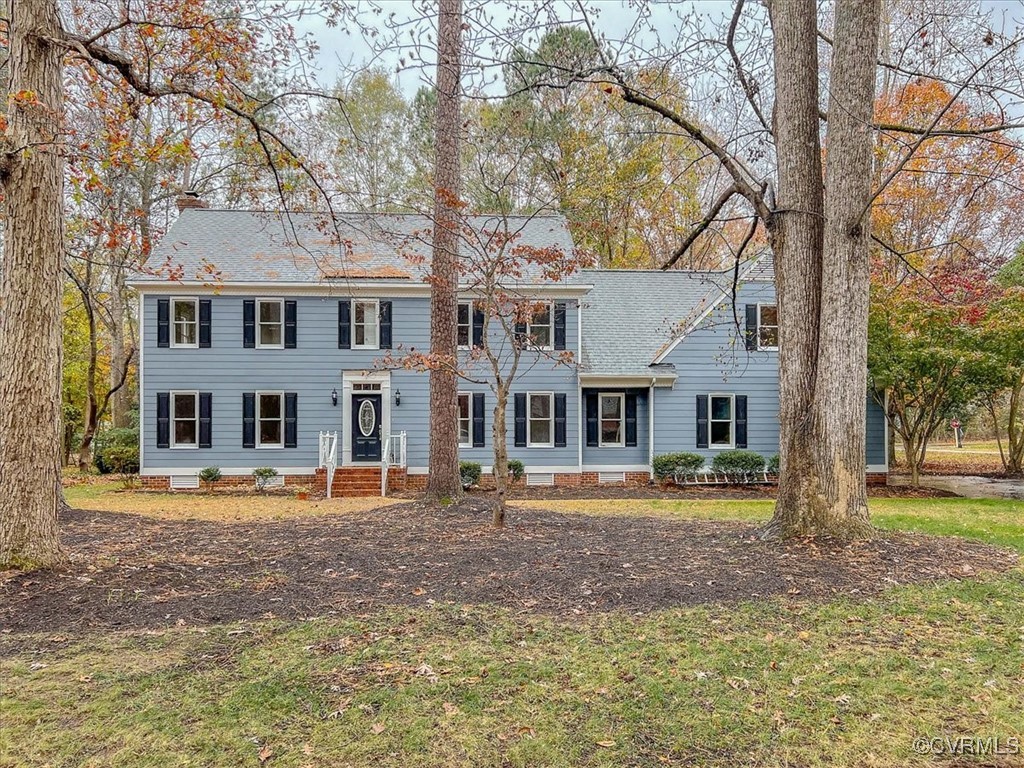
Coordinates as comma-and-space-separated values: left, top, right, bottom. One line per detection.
528, 392, 553, 447
458, 392, 472, 447
757, 304, 779, 350
710, 394, 735, 448
171, 392, 198, 448
171, 298, 198, 348
527, 302, 553, 349
353, 300, 379, 349
257, 392, 284, 448
257, 299, 284, 348
599, 393, 624, 447
457, 301, 472, 349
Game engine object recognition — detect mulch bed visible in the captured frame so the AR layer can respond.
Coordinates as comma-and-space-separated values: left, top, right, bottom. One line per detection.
2, 499, 1016, 650
431, 483, 957, 501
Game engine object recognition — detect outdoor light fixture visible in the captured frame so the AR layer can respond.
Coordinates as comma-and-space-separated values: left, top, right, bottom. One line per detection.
331, 388, 338, 407
395, 389, 402, 407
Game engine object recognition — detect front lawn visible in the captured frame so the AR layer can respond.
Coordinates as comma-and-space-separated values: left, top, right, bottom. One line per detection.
2, 494, 1021, 767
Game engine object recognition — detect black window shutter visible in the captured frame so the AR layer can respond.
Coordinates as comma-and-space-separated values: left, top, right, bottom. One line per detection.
472, 305, 484, 347
514, 393, 527, 447
156, 392, 170, 448
198, 299, 212, 348
338, 300, 351, 349
696, 395, 709, 449
284, 393, 298, 448
472, 392, 485, 447
199, 392, 212, 448
284, 300, 297, 348
553, 301, 567, 350
585, 393, 599, 447
735, 395, 748, 448
745, 305, 758, 351
379, 301, 392, 349
554, 393, 567, 447
243, 300, 256, 348
625, 393, 638, 447
242, 393, 256, 448
157, 299, 170, 348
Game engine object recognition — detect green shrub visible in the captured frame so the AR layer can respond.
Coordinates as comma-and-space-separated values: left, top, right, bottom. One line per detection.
507, 459, 525, 482
652, 452, 706, 479
252, 467, 279, 492
103, 444, 140, 488
460, 461, 482, 488
199, 467, 222, 491
93, 427, 139, 474
711, 450, 766, 474
767, 454, 780, 474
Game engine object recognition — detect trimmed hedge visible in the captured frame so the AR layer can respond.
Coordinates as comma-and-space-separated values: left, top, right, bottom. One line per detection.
711, 450, 766, 474
652, 452, 706, 479
460, 461, 482, 487
507, 459, 525, 482
93, 427, 139, 475
767, 454, 780, 474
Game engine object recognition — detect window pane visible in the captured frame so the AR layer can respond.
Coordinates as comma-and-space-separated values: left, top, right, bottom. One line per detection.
174, 419, 197, 445
533, 305, 550, 325
174, 301, 196, 322
458, 394, 471, 420
259, 394, 281, 419
458, 303, 470, 326
531, 323, 551, 347
457, 303, 471, 347
259, 301, 281, 323
600, 396, 621, 420
711, 421, 731, 446
759, 327, 779, 348
530, 419, 551, 445
601, 420, 621, 445
760, 305, 778, 326
174, 394, 196, 419
175, 321, 196, 345
711, 396, 732, 421
260, 419, 282, 446
354, 324, 366, 346
260, 322, 282, 346
530, 394, 550, 419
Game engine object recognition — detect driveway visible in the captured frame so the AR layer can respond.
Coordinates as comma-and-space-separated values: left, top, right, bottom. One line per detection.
891, 474, 1024, 500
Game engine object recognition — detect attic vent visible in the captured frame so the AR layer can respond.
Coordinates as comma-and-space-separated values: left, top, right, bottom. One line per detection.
170, 475, 200, 490
598, 471, 626, 485
526, 473, 554, 487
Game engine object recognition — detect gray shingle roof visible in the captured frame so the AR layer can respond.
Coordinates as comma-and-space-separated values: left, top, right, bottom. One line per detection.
143, 209, 581, 285
579, 268, 736, 377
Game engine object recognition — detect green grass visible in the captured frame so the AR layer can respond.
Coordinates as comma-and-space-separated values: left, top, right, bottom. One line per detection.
5, 496, 1023, 767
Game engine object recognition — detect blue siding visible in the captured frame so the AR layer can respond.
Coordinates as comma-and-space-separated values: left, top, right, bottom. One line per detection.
581, 388, 650, 467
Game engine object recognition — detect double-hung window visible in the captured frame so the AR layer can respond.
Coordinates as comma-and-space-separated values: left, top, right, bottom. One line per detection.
757, 304, 779, 350
171, 298, 198, 348
457, 301, 472, 349
599, 394, 624, 447
709, 394, 735, 448
171, 392, 198, 448
257, 299, 284, 348
527, 302, 553, 349
353, 300, 379, 349
458, 393, 472, 447
527, 392, 553, 447
257, 392, 284, 448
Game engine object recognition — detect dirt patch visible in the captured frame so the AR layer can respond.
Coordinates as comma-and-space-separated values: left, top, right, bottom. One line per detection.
1, 500, 1015, 646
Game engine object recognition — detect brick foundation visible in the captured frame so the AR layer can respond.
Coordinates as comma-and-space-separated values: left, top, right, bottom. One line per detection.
866, 472, 888, 487
140, 474, 311, 490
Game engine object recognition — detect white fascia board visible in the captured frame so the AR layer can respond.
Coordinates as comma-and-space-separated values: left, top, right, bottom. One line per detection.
459, 284, 593, 298
582, 464, 651, 472
128, 280, 432, 297
579, 374, 676, 388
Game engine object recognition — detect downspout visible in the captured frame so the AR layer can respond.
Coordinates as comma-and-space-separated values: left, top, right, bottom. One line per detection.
648, 379, 655, 480
577, 298, 584, 473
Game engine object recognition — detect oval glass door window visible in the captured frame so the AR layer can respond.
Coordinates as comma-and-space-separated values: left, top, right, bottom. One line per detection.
358, 400, 376, 437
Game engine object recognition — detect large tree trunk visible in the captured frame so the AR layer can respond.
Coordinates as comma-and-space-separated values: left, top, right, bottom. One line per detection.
764, 0, 880, 539
0, 0, 66, 568
426, 0, 463, 501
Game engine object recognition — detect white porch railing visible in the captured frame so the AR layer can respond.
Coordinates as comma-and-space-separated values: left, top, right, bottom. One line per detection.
318, 431, 338, 498
381, 431, 407, 497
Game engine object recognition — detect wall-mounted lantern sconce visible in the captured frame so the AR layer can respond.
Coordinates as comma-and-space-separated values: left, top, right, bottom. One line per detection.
331, 388, 338, 407
394, 389, 402, 407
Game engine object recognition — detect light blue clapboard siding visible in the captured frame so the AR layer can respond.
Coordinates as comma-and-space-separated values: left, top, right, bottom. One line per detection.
141, 293, 580, 473
581, 388, 649, 466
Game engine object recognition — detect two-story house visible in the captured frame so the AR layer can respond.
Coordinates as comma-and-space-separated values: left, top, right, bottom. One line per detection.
131, 204, 888, 493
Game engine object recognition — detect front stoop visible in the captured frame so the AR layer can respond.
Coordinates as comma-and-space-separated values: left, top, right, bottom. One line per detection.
314, 466, 408, 497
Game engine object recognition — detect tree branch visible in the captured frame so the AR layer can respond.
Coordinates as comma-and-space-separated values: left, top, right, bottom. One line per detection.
661, 184, 739, 270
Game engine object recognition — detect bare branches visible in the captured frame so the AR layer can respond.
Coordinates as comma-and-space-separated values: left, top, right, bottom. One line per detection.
727, 0, 770, 134
660, 184, 739, 270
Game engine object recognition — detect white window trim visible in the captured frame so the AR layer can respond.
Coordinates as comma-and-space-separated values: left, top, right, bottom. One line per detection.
457, 300, 473, 350
598, 392, 625, 448
256, 390, 285, 449
708, 393, 735, 450
527, 301, 554, 351
527, 391, 555, 448
256, 298, 285, 349
352, 299, 380, 350
170, 390, 199, 449
457, 392, 473, 448
756, 303, 779, 351
170, 297, 199, 349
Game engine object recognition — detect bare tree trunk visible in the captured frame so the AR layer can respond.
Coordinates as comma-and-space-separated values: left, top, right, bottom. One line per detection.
491, 392, 508, 528
426, 0, 463, 501
107, 264, 131, 428
0, 0, 66, 568
764, 0, 880, 539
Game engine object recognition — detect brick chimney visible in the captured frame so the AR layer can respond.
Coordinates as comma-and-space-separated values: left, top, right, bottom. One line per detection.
176, 190, 209, 213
